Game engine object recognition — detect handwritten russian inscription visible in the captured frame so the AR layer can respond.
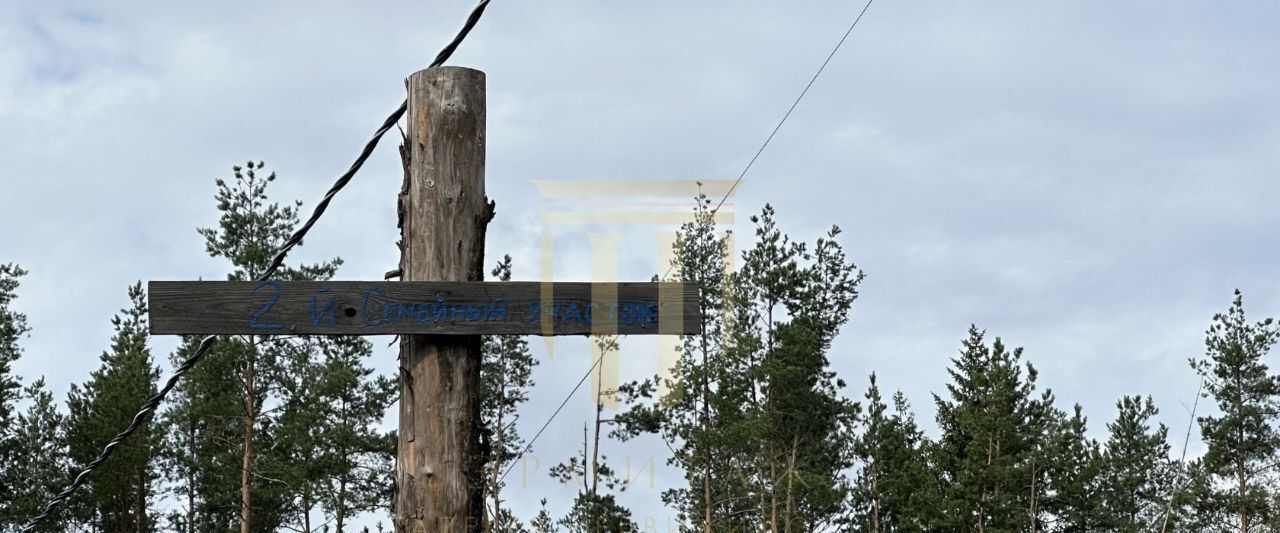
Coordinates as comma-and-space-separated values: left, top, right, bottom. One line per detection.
148, 281, 697, 336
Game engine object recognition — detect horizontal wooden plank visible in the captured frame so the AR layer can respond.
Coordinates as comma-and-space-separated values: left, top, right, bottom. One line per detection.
149, 281, 700, 336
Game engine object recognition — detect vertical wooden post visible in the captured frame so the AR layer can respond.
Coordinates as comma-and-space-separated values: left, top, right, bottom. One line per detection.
396, 66, 492, 533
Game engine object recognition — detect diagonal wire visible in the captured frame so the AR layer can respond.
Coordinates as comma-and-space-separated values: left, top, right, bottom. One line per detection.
662, 0, 875, 281
498, 350, 605, 484
19, 1, 494, 530
502, 0, 878, 486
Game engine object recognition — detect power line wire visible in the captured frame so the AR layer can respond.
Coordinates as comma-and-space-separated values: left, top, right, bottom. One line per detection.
498, 350, 605, 484
713, 0, 874, 214
505, 0, 877, 481
18, 1, 494, 530
663, 0, 876, 282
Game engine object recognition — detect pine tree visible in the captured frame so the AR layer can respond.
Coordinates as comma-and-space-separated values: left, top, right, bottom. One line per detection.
311, 336, 396, 532
202, 160, 340, 533
1164, 458, 1220, 532
3, 378, 70, 532
848, 374, 939, 532
668, 193, 733, 533
1098, 395, 1175, 531
613, 192, 747, 532
1189, 290, 1280, 532
262, 334, 319, 532
550, 337, 639, 533
933, 326, 1050, 532
480, 255, 538, 533
1023, 390, 1059, 533
0, 263, 29, 524
528, 500, 556, 533
1043, 404, 1103, 532
614, 201, 863, 532
160, 334, 244, 533
728, 205, 863, 532
65, 282, 162, 532
161, 161, 342, 533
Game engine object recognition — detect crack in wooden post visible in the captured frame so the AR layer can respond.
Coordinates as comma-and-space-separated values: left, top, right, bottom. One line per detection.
396, 66, 488, 533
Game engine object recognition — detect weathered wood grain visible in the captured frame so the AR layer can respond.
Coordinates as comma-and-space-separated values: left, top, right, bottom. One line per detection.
147, 280, 700, 336
399, 65, 487, 533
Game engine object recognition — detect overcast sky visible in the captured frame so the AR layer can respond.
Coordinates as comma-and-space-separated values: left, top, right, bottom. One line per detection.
4, 0, 1280, 529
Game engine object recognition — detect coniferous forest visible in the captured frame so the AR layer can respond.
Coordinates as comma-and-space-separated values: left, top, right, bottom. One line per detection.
2, 164, 1278, 533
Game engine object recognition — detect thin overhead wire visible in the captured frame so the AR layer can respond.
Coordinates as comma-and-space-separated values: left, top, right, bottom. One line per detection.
498, 351, 605, 484
507, 0, 878, 480
712, 0, 875, 215
663, 0, 875, 281
18, 1, 494, 530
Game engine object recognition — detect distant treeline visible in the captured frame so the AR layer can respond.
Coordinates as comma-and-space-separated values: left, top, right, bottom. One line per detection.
0, 164, 1275, 533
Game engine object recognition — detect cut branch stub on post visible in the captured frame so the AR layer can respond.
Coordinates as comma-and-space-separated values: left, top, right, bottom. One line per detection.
398, 65, 489, 533
147, 280, 700, 336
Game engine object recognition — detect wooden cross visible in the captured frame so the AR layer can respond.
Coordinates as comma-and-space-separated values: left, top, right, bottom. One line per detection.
147, 66, 699, 533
